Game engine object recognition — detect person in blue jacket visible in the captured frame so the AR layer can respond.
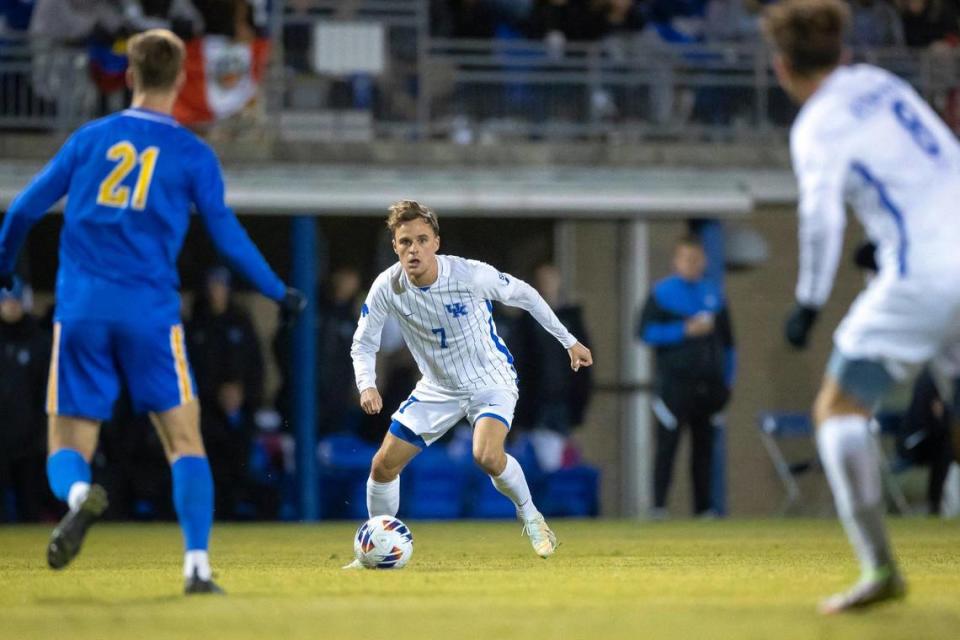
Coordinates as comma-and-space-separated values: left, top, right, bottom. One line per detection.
638, 235, 735, 517
0, 29, 304, 594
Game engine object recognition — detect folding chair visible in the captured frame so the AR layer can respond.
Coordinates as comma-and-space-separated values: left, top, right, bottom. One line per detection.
757, 412, 818, 515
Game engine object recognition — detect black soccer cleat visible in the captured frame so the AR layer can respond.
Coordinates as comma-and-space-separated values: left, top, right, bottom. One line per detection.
47, 484, 109, 570
184, 569, 226, 595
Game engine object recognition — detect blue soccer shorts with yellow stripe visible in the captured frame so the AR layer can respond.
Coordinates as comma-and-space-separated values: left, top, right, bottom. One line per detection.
47, 319, 196, 420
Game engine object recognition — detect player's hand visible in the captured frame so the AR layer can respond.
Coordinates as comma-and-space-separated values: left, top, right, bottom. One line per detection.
568, 343, 593, 372
785, 304, 819, 349
684, 313, 715, 337
280, 287, 307, 324
360, 387, 383, 415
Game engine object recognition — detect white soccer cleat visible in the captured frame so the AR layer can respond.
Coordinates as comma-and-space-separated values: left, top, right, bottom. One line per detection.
342, 558, 366, 570
521, 511, 557, 558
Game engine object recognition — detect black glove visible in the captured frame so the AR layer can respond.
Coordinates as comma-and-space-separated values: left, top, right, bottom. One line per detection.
785, 304, 819, 349
0, 273, 13, 292
280, 287, 307, 324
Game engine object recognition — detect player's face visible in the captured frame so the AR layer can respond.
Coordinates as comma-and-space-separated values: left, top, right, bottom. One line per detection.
673, 244, 706, 281
393, 219, 440, 281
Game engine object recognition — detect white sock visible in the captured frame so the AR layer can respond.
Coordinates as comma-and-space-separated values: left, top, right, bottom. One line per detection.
491, 454, 538, 520
67, 482, 91, 512
817, 415, 895, 576
184, 550, 212, 580
367, 476, 400, 517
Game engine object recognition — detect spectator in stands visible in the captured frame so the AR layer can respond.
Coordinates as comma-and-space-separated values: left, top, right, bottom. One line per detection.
638, 236, 734, 518
1, 0, 36, 35
514, 264, 593, 472
896, 0, 959, 48
527, 0, 645, 42
433, 0, 506, 38
175, 0, 270, 136
187, 266, 265, 415
848, 0, 906, 47
703, 0, 764, 42
0, 276, 51, 522
317, 267, 365, 437
202, 378, 258, 518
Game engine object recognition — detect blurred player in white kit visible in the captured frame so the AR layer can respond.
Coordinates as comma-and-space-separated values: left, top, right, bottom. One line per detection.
346, 200, 593, 566
765, 0, 960, 614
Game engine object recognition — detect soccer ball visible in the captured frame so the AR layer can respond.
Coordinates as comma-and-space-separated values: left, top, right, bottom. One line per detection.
353, 515, 414, 569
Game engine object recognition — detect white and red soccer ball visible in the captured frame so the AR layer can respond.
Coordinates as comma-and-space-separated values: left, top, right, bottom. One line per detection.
353, 516, 414, 569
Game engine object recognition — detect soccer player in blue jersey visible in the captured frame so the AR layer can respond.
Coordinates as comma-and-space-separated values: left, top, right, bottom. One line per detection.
0, 29, 305, 594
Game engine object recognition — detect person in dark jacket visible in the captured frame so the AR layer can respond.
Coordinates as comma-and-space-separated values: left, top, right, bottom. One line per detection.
0, 277, 52, 522
514, 264, 594, 471
639, 235, 735, 517
187, 266, 265, 414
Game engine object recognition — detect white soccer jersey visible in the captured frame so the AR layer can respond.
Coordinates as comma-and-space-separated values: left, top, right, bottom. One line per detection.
351, 255, 578, 393
791, 64, 960, 307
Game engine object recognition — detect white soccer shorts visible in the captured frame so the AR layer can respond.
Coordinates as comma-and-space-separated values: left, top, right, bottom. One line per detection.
388, 379, 518, 448
834, 273, 960, 382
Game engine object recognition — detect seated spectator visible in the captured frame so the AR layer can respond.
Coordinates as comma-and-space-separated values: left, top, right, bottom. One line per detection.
0, 277, 51, 522
513, 264, 593, 472
848, 0, 905, 48
187, 266, 265, 414
703, 0, 765, 43
202, 379, 258, 518
317, 267, 365, 437
175, 0, 270, 136
896, 0, 959, 48
1, 0, 36, 35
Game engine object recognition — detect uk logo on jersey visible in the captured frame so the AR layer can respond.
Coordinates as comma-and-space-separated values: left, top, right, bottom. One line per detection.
445, 302, 468, 318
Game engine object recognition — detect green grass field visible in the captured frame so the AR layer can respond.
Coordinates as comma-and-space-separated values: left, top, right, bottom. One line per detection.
1, 519, 958, 640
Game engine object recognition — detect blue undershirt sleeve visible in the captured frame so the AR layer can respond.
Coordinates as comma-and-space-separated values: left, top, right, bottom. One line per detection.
190, 146, 286, 301
0, 135, 77, 273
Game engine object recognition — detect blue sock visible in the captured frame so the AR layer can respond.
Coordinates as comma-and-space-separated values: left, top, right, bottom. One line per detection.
47, 449, 91, 502
171, 456, 214, 552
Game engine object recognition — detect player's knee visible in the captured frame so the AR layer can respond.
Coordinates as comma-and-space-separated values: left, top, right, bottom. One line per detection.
473, 445, 505, 476
370, 450, 401, 483
166, 427, 205, 458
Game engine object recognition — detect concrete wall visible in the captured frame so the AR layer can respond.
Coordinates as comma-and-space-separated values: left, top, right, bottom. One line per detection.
561, 206, 866, 517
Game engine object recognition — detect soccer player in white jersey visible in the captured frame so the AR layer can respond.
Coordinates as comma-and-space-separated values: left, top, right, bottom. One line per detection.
348, 200, 593, 564
764, 0, 960, 614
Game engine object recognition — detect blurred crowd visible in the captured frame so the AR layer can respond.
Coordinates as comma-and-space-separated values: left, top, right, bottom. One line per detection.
0, 263, 594, 523
0, 0, 271, 135
430, 0, 960, 49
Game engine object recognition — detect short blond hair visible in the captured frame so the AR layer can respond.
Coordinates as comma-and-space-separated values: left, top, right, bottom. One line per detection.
127, 29, 185, 91
762, 0, 849, 77
386, 200, 439, 237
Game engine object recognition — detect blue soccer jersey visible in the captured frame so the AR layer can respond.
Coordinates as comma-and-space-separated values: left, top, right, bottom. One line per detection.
0, 107, 287, 418
0, 107, 285, 322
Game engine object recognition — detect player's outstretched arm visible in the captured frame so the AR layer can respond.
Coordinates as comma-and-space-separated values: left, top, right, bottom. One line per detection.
190, 146, 290, 304
0, 136, 77, 277
469, 260, 590, 368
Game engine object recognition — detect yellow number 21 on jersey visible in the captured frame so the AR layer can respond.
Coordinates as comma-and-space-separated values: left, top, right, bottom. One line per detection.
96, 141, 159, 210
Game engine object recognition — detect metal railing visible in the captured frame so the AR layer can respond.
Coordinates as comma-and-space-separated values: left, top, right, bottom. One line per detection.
0, 36, 96, 131
3, 1, 960, 142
